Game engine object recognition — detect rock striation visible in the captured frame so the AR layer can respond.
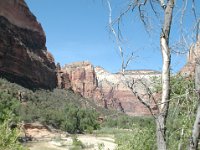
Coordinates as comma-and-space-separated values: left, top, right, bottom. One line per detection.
57, 61, 98, 98
95, 67, 160, 115
57, 61, 160, 116
0, 0, 56, 89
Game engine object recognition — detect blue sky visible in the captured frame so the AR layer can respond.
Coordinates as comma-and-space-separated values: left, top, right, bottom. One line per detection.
25, 0, 199, 73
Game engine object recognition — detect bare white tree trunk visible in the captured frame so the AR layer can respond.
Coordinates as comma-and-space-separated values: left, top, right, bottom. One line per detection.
189, 60, 200, 150
156, 1, 174, 150
107, 0, 176, 149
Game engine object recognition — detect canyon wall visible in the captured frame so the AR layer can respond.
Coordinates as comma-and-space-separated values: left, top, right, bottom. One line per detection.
0, 0, 161, 115
57, 61, 160, 116
0, 0, 56, 89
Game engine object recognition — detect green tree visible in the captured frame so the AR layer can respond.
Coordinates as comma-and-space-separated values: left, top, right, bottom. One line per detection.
0, 91, 26, 150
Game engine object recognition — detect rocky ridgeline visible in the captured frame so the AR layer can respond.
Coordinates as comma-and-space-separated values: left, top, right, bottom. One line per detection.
57, 61, 160, 116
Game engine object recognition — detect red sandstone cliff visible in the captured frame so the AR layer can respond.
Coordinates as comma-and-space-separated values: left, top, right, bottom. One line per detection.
58, 62, 98, 98
57, 61, 160, 116
0, 0, 56, 89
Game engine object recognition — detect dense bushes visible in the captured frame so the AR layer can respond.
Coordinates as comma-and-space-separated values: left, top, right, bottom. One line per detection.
116, 123, 156, 150
0, 78, 100, 134
0, 90, 26, 150
0, 112, 26, 150
96, 115, 156, 150
16, 90, 100, 133
112, 75, 197, 149
61, 105, 100, 133
102, 114, 154, 129
166, 76, 197, 149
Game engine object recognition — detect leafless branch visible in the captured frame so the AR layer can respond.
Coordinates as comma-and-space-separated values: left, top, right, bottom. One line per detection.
138, 0, 148, 29
107, 0, 125, 73
159, 0, 166, 9
139, 78, 159, 108
107, 0, 138, 74
127, 79, 157, 118
150, 0, 161, 19
195, 19, 200, 41
111, 2, 133, 26
180, 0, 187, 28
191, 0, 200, 42
170, 36, 190, 55
123, 52, 137, 71
192, 0, 197, 22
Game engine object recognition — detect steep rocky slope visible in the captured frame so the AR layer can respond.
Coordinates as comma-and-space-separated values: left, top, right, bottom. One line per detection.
0, 0, 160, 115
180, 38, 200, 77
57, 61, 160, 116
0, 0, 56, 89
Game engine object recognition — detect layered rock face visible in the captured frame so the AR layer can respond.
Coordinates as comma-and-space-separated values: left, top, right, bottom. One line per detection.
57, 62, 98, 98
180, 38, 200, 77
0, 0, 56, 89
95, 67, 160, 115
57, 62, 160, 116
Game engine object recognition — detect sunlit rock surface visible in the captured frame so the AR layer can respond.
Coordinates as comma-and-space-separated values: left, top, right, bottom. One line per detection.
58, 61, 160, 116
180, 38, 200, 77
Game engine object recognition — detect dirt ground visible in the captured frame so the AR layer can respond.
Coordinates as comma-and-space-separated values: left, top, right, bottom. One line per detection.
25, 127, 116, 150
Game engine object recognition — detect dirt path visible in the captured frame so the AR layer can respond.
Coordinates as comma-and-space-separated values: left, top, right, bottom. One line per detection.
24, 125, 116, 150
27, 134, 116, 150
77, 134, 116, 150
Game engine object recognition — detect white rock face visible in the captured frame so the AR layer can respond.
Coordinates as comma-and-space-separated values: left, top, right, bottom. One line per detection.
95, 66, 161, 91
95, 66, 161, 115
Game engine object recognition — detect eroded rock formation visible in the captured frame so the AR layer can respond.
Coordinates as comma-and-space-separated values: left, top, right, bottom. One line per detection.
0, 0, 56, 89
57, 61, 160, 116
57, 61, 98, 98
0, 0, 160, 115
95, 67, 160, 115
180, 38, 200, 77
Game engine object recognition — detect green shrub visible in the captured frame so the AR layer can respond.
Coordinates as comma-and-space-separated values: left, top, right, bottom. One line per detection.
102, 114, 153, 129
0, 90, 26, 150
166, 76, 197, 149
149, 75, 197, 149
112, 75, 197, 149
98, 143, 105, 150
61, 104, 100, 133
0, 112, 27, 150
115, 123, 156, 150
0, 78, 102, 134
71, 135, 85, 150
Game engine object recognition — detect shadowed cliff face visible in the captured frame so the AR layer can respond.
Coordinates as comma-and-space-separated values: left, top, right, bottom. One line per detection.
0, 0, 56, 89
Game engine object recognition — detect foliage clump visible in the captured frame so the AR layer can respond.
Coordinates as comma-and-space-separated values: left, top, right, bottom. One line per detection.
110, 75, 197, 150
0, 90, 27, 150
166, 76, 197, 149
0, 78, 100, 134
115, 123, 156, 150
